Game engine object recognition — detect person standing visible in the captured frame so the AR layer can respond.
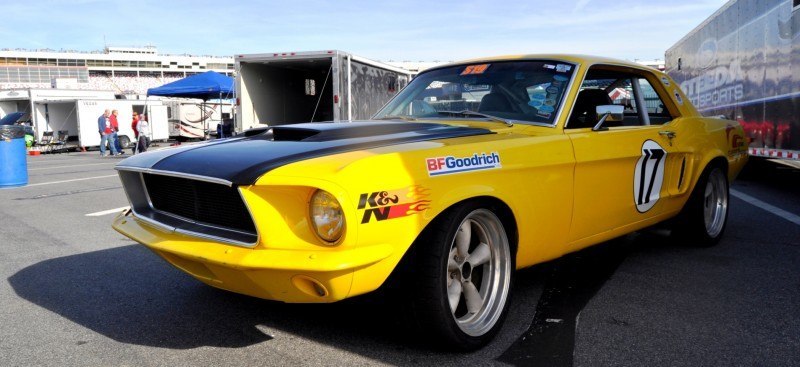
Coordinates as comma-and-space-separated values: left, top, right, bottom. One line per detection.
97, 109, 118, 156
109, 109, 124, 155
131, 111, 140, 154
136, 114, 150, 153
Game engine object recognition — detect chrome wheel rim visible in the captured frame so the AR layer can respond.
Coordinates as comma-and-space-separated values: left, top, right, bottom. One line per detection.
446, 209, 511, 337
703, 169, 728, 238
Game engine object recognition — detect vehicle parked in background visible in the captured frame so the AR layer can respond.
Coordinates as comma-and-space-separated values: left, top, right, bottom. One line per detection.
113, 54, 747, 351
235, 50, 414, 131
666, 0, 800, 160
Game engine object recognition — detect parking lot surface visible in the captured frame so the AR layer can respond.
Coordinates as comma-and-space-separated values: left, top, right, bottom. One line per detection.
1, 152, 798, 366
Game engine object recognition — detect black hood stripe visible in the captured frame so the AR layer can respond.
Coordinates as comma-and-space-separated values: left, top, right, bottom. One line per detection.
116, 121, 492, 185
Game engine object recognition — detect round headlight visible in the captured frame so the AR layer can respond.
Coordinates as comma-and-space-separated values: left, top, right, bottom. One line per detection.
309, 189, 345, 244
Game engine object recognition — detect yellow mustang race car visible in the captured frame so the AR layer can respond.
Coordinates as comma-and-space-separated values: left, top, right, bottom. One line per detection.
113, 54, 747, 350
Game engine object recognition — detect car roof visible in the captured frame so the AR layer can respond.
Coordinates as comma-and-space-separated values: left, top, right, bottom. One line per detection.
427, 54, 656, 74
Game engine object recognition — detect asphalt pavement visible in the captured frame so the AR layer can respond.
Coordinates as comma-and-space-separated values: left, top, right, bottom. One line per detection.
0, 152, 798, 366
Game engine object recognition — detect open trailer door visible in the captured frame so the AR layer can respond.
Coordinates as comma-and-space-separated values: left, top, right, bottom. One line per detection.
147, 104, 169, 142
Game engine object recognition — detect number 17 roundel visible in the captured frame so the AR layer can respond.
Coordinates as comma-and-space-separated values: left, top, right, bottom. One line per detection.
633, 140, 667, 213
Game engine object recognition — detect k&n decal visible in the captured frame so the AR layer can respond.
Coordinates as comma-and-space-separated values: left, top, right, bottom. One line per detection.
634, 140, 666, 213
358, 185, 431, 224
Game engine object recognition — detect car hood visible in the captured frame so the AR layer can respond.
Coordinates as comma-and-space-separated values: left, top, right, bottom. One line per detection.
116, 121, 493, 185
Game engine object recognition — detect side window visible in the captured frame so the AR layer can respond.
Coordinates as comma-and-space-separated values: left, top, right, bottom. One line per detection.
566, 66, 675, 129
636, 78, 673, 125
568, 75, 635, 128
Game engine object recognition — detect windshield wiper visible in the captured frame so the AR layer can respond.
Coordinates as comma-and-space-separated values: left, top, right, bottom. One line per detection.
438, 110, 514, 127
374, 115, 418, 121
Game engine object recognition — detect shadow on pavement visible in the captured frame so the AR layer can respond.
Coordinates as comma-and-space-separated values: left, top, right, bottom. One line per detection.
7, 244, 461, 356
8, 232, 679, 362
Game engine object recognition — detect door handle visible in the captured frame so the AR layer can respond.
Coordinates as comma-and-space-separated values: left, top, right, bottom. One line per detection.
658, 130, 676, 146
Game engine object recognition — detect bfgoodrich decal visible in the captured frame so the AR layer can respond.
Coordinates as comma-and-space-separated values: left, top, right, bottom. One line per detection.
426, 152, 501, 176
634, 140, 666, 213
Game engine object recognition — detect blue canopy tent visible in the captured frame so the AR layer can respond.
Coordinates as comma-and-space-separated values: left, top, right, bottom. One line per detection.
147, 70, 234, 100
147, 71, 235, 138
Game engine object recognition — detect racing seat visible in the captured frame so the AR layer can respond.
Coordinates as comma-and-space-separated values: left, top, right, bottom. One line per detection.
478, 92, 513, 113
567, 89, 613, 129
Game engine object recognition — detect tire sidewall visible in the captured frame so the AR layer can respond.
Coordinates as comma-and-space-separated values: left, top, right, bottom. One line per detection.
416, 201, 515, 350
675, 165, 729, 246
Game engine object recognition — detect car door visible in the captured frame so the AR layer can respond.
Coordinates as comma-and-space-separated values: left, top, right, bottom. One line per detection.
564, 66, 688, 245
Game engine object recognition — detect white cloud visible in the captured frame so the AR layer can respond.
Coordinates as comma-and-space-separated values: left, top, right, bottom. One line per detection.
573, 0, 592, 13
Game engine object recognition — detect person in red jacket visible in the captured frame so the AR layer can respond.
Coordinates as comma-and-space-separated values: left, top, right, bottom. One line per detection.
131, 111, 140, 154
109, 109, 124, 155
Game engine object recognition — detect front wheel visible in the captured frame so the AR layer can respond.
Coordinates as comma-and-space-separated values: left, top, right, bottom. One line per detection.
410, 204, 514, 350
673, 165, 729, 246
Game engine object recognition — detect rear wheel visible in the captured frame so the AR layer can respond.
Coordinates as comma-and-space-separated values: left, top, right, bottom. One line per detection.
411, 203, 513, 350
673, 165, 729, 246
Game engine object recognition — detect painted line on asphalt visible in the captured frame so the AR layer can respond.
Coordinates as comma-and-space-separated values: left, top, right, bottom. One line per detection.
86, 206, 130, 217
26, 158, 99, 165
25, 174, 119, 187
27, 162, 116, 171
731, 189, 800, 226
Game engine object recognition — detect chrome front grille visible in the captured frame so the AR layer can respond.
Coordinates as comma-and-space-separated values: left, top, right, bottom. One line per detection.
117, 169, 258, 246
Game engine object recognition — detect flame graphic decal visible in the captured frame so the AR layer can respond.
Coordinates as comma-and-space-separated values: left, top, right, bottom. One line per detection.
358, 186, 432, 223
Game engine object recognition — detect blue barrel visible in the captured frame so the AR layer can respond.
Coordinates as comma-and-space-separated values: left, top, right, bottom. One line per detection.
0, 125, 28, 187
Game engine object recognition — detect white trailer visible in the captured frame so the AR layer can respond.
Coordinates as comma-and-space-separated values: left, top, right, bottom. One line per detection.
666, 0, 800, 160
235, 50, 413, 132
29, 99, 168, 150
0, 89, 115, 125
0, 88, 170, 150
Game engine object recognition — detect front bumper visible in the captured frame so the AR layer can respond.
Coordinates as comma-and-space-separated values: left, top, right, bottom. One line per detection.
112, 210, 394, 303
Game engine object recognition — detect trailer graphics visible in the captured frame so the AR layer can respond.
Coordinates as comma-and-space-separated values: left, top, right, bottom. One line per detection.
666, 0, 800, 160
164, 101, 232, 140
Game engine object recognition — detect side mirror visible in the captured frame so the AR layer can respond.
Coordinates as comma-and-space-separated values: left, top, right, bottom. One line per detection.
593, 105, 624, 131
596, 105, 624, 122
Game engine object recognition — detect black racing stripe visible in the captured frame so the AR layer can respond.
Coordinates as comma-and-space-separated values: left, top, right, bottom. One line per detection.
638, 149, 651, 205
118, 121, 493, 185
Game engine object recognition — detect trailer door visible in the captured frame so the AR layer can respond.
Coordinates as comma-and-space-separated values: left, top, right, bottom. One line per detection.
148, 105, 169, 141
76, 101, 102, 148
239, 57, 335, 125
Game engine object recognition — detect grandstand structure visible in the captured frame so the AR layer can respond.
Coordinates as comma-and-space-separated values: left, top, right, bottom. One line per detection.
0, 45, 666, 95
0, 46, 234, 94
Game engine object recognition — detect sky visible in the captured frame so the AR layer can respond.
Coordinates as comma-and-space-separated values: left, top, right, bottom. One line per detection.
0, 0, 729, 62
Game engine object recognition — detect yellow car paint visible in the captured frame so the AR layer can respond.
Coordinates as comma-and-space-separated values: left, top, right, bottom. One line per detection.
113, 54, 747, 304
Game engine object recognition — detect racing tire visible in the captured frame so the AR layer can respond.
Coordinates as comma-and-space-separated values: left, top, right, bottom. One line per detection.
118, 135, 131, 148
409, 202, 514, 351
672, 165, 729, 247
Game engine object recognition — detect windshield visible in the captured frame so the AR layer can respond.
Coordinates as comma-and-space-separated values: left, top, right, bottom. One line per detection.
374, 60, 576, 125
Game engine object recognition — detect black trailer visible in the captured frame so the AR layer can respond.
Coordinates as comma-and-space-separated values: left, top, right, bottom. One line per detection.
235, 50, 413, 131
665, 0, 800, 160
